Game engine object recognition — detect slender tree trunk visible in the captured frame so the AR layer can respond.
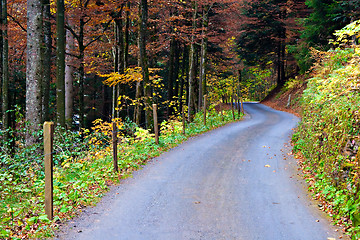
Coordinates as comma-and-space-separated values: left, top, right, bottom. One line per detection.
179, 44, 187, 114
26, 0, 43, 146
0, 0, 2, 126
134, 81, 142, 125
198, 7, 208, 111
111, 12, 124, 119
280, 34, 286, 82
112, 22, 118, 119
167, 36, 176, 118
56, 0, 65, 126
116, 16, 124, 118
139, 0, 151, 128
65, 23, 75, 127
276, 10, 286, 87
78, 16, 85, 129
1, 0, 9, 131
173, 41, 180, 114
187, 1, 197, 122
123, 1, 130, 70
43, 0, 51, 122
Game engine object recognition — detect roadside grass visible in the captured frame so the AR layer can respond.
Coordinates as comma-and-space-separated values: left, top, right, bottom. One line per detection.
0, 109, 243, 239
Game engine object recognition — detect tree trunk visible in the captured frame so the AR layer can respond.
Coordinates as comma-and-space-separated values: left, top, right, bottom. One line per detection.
112, 22, 118, 119
139, 0, 151, 128
0, 0, 2, 127
167, 36, 176, 118
78, 16, 85, 129
42, 0, 51, 122
26, 0, 43, 146
187, 1, 197, 122
134, 81, 142, 125
173, 42, 180, 114
198, 7, 208, 111
277, 10, 286, 87
65, 23, 75, 128
116, 16, 124, 118
179, 44, 188, 114
56, 0, 65, 127
123, 1, 130, 70
2, 0, 9, 131
112, 13, 124, 119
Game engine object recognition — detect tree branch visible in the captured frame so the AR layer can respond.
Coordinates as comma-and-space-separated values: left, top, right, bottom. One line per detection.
8, 14, 27, 32
65, 24, 80, 40
84, 19, 112, 48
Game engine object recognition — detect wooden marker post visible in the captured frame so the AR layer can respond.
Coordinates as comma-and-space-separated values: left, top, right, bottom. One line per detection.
182, 106, 186, 135
237, 93, 241, 118
220, 103, 224, 121
203, 95, 207, 125
44, 122, 54, 220
231, 95, 235, 120
153, 104, 159, 144
112, 122, 118, 172
240, 95, 244, 115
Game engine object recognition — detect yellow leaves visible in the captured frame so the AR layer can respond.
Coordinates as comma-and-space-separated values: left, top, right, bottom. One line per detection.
117, 95, 135, 108
101, 67, 162, 87
88, 118, 124, 148
101, 67, 143, 87
333, 20, 360, 45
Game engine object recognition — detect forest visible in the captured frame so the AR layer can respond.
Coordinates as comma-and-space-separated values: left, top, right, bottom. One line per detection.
1, 0, 360, 239
0, 0, 357, 142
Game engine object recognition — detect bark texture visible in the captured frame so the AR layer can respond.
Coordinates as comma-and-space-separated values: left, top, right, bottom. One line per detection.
139, 0, 151, 128
56, 0, 66, 126
187, 2, 197, 122
198, 7, 208, 110
65, 24, 75, 127
2, 0, 9, 130
26, 0, 43, 146
42, 0, 52, 122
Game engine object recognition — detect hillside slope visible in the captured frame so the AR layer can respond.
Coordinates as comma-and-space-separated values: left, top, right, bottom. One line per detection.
265, 48, 360, 239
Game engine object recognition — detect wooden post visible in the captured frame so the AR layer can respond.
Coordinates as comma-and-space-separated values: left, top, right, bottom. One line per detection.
44, 122, 54, 220
220, 102, 224, 121
238, 69, 245, 115
153, 104, 159, 144
203, 95, 207, 125
112, 122, 118, 172
286, 94, 292, 108
237, 93, 241, 118
231, 94, 235, 120
182, 106, 186, 135
240, 95, 244, 115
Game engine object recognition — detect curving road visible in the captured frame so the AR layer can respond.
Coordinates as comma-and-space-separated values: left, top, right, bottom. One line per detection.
56, 103, 342, 240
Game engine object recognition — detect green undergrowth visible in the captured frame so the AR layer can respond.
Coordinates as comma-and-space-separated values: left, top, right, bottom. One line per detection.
0, 108, 243, 239
292, 47, 360, 238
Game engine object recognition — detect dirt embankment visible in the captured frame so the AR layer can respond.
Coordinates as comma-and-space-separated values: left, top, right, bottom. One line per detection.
261, 83, 306, 118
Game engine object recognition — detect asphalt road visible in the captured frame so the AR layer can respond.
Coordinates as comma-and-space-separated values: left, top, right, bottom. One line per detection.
56, 103, 342, 240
